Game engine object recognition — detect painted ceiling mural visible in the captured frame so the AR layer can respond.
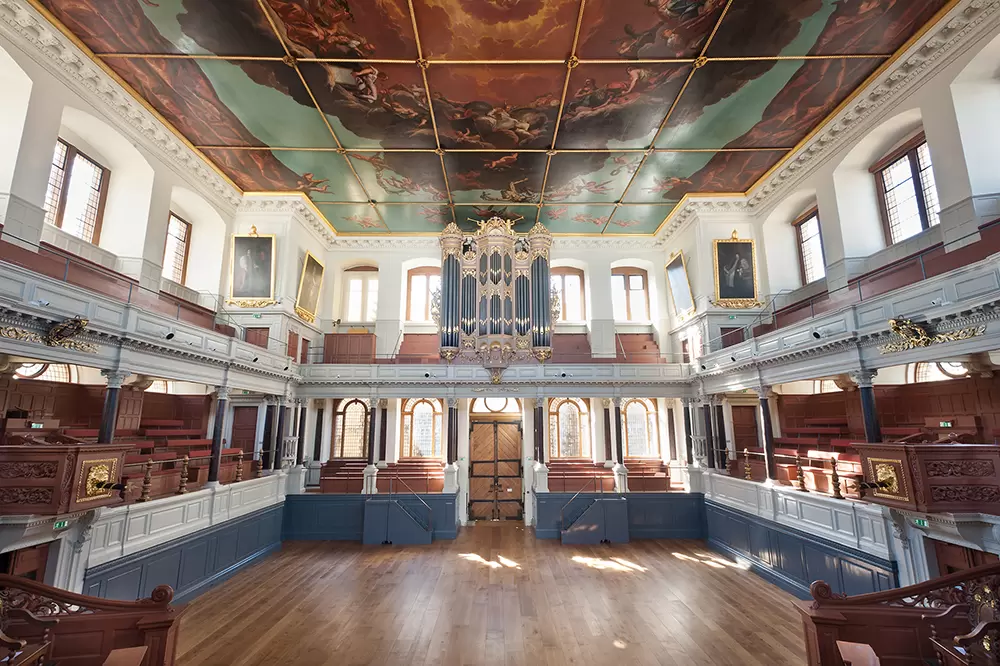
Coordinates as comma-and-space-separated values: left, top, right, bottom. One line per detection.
37, 0, 950, 235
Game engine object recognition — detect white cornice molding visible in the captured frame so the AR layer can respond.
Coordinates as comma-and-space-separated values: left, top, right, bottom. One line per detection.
655, 0, 1000, 241
237, 196, 337, 250
0, 0, 242, 215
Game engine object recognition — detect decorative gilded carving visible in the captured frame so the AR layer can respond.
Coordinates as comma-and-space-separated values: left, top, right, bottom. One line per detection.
0, 487, 53, 504
875, 463, 900, 495
76, 458, 118, 503
867, 457, 910, 502
0, 322, 98, 353
293, 306, 316, 324
226, 298, 278, 308
879, 318, 987, 354
931, 485, 1000, 503
926, 460, 996, 478
0, 462, 58, 479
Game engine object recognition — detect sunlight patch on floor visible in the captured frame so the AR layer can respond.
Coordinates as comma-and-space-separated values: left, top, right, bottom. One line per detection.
673, 551, 750, 570
459, 553, 521, 569
571, 555, 644, 572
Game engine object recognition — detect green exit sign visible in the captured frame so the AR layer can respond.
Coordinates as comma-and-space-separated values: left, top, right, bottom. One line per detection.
728, 315, 736, 320
913, 518, 928, 528
53, 519, 69, 530
30, 422, 43, 429
940, 420, 953, 428
252, 313, 262, 319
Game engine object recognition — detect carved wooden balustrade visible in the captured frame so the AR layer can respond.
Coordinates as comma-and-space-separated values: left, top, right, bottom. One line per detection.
796, 561, 1000, 665
0, 428, 133, 515
0, 573, 180, 665
853, 443, 1000, 514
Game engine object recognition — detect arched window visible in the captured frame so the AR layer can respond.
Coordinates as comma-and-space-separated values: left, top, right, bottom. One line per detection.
871, 133, 940, 245
548, 398, 591, 459
611, 267, 649, 322
913, 362, 969, 383
344, 266, 378, 322
42, 139, 110, 244
406, 267, 441, 322
622, 398, 659, 458
13, 363, 74, 383
400, 398, 443, 458
792, 207, 825, 284
471, 397, 521, 414
550, 267, 585, 322
333, 399, 370, 458
161, 213, 192, 285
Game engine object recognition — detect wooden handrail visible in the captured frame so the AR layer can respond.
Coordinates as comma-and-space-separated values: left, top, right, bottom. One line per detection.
0, 574, 173, 611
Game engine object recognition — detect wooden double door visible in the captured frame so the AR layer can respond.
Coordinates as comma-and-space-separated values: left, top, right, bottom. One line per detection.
469, 421, 523, 521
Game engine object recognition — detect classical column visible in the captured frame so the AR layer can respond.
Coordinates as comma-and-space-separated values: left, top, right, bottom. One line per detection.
602, 399, 614, 468
703, 401, 716, 469
363, 398, 379, 493
758, 387, 777, 481
262, 399, 276, 470
98, 370, 130, 444
296, 399, 307, 466
272, 399, 287, 471
533, 398, 545, 465
446, 398, 459, 465
377, 399, 389, 468
208, 386, 231, 484
682, 398, 694, 465
612, 397, 628, 492
714, 401, 728, 470
851, 369, 882, 443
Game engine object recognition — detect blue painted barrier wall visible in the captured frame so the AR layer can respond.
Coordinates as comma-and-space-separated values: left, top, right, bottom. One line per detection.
705, 501, 897, 599
283, 493, 458, 541
82, 503, 283, 604
535, 492, 705, 540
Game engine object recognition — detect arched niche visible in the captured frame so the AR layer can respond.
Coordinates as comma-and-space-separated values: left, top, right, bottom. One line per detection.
949, 32, 1000, 197
169, 186, 227, 295
610, 257, 660, 322
761, 189, 817, 293
0, 44, 32, 194
59, 107, 154, 256
550, 257, 591, 324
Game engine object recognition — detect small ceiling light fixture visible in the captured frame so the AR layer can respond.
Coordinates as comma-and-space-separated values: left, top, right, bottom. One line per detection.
252, 356, 259, 363
165, 332, 175, 340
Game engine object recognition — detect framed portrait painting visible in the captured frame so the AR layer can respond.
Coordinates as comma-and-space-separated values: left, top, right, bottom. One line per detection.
229, 230, 276, 306
664, 251, 695, 319
712, 231, 762, 308
295, 251, 325, 323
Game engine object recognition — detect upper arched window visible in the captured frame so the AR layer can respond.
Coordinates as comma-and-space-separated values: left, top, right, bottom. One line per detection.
548, 398, 591, 459
912, 362, 969, 383
550, 267, 585, 322
344, 266, 378, 323
471, 397, 521, 414
406, 267, 441, 323
792, 208, 825, 284
333, 399, 370, 458
145, 380, 170, 393
13, 363, 74, 383
42, 139, 110, 244
161, 213, 192, 285
871, 133, 940, 245
611, 267, 649, 322
400, 398, 443, 458
622, 398, 659, 458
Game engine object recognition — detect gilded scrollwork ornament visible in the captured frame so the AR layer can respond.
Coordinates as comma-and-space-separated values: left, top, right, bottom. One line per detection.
878, 317, 987, 354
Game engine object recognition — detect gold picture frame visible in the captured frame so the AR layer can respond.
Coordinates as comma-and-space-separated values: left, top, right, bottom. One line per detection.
227, 227, 277, 307
294, 251, 325, 324
712, 230, 763, 309
664, 251, 696, 320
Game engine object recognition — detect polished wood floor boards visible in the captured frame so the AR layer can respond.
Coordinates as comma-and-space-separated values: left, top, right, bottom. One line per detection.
175, 525, 806, 666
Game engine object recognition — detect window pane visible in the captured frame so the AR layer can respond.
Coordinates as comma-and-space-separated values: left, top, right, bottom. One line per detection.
628, 274, 644, 290
558, 402, 581, 457
366, 278, 378, 321
629, 288, 647, 321
625, 403, 649, 457
410, 275, 427, 321
61, 153, 104, 243
43, 142, 68, 228
882, 155, 923, 244
347, 278, 363, 321
412, 402, 435, 457
339, 402, 368, 458
798, 215, 825, 283
161, 215, 189, 284
564, 274, 582, 321
916, 143, 940, 228
611, 276, 627, 320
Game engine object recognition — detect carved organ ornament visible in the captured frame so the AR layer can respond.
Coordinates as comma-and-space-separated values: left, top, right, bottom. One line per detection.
439, 218, 553, 379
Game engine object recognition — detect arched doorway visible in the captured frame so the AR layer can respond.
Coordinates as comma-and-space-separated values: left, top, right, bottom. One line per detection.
468, 398, 523, 521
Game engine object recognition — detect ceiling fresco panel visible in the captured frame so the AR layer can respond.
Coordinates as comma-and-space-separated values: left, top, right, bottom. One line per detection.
576, 0, 727, 60
410, 0, 579, 61
706, 0, 950, 59
543, 152, 642, 204
455, 206, 539, 233
444, 152, 549, 205
262, 0, 419, 60
656, 58, 883, 150
38, 0, 285, 56
426, 65, 565, 150
538, 204, 616, 234
317, 203, 387, 233
348, 152, 449, 203
556, 63, 689, 150
626, 150, 787, 202
605, 205, 677, 234
202, 149, 368, 201
377, 204, 453, 233
299, 62, 436, 149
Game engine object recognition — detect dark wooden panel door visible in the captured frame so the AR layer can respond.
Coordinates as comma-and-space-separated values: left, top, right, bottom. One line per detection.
731, 405, 759, 451
468, 421, 522, 521
934, 539, 1000, 576
232, 406, 258, 454
245, 327, 269, 349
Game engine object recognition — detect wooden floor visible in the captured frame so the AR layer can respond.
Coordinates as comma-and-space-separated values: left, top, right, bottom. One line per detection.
176, 525, 806, 666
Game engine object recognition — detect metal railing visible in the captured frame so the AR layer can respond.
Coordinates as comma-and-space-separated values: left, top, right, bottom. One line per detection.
558, 474, 606, 531
387, 473, 434, 534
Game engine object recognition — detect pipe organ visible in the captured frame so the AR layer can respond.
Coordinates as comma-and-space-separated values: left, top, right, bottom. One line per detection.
439, 218, 552, 379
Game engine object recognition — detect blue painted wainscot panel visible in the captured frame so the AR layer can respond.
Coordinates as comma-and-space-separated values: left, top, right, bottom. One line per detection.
535, 492, 705, 540
83, 504, 282, 604
283, 493, 458, 541
705, 501, 898, 600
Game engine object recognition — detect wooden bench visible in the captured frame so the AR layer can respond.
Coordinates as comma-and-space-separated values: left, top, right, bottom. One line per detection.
783, 426, 847, 436
140, 419, 185, 428
141, 428, 203, 438
804, 417, 849, 427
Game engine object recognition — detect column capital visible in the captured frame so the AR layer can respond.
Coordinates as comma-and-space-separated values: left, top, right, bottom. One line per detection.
611, 397, 622, 408
101, 369, 130, 389
754, 385, 772, 399
601, 398, 612, 409
849, 368, 878, 388
367, 397, 378, 409
215, 386, 232, 401
446, 397, 458, 409
378, 398, 389, 410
